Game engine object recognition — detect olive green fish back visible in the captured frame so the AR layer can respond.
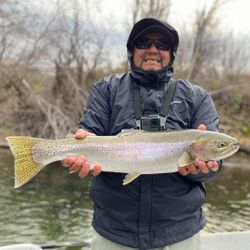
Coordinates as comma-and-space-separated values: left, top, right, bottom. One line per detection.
6, 136, 44, 188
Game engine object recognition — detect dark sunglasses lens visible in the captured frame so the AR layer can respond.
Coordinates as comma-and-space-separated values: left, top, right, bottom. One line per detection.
155, 41, 170, 51
136, 40, 150, 49
135, 40, 170, 51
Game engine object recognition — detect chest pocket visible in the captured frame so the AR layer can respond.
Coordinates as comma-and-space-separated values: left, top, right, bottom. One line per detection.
166, 99, 190, 129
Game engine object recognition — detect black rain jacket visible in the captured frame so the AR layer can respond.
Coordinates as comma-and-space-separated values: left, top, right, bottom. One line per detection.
79, 66, 221, 250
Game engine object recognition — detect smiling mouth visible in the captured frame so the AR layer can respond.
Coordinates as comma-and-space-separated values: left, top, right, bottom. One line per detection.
144, 58, 161, 63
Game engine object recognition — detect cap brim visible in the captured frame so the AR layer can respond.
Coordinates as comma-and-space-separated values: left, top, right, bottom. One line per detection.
131, 25, 175, 47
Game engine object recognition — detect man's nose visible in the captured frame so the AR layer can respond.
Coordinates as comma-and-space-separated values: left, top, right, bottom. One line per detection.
147, 43, 158, 52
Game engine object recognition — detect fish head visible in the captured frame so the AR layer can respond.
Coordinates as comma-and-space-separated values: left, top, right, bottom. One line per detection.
191, 132, 239, 161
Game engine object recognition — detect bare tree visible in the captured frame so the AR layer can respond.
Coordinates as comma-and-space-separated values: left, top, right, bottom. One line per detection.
219, 33, 250, 78
0, 0, 26, 61
47, 0, 109, 137
186, 0, 226, 81
127, 0, 171, 25
0, 0, 110, 139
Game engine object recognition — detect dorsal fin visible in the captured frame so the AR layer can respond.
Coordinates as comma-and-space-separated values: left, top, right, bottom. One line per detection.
117, 129, 145, 137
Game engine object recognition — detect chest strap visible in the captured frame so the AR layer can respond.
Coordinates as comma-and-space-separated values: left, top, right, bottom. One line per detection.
132, 78, 177, 129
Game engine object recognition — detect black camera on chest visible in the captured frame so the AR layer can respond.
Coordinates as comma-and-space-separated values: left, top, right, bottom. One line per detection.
132, 79, 177, 132
140, 115, 162, 131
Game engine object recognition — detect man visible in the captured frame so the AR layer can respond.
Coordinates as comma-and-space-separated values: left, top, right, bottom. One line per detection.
63, 18, 220, 250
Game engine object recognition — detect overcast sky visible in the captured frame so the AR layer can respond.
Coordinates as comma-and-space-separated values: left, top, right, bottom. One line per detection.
32, 0, 250, 36
28, 0, 250, 69
172, 0, 250, 34
100, 0, 250, 35
182, 0, 249, 34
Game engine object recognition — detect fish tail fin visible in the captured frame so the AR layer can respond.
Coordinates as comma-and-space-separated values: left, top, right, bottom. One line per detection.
6, 136, 45, 188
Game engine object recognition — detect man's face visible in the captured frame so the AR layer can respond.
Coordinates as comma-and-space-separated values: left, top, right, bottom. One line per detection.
133, 33, 171, 71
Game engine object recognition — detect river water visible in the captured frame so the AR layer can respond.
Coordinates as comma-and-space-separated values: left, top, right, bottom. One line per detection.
0, 148, 250, 249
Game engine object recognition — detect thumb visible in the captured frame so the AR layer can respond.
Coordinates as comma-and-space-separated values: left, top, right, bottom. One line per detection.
75, 129, 95, 140
197, 124, 206, 131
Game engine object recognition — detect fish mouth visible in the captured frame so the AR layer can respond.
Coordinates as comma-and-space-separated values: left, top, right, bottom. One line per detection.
211, 143, 240, 161
219, 143, 240, 160
233, 143, 240, 153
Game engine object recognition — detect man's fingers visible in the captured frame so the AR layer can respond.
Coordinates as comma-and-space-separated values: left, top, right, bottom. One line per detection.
93, 163, 102, 176
62, 156, 76, 167
195, 160, 209, 174
179, 163, 197, 176
78, 162, 91, 178
179, 160, 219, 176
62, 156, 102, 178
69, 155, 86, 173
207, 161, 219, 171
195, 160, 219, 173
78, 162, 102, 178
178, 166, 189, 176
179, 163, 198, 175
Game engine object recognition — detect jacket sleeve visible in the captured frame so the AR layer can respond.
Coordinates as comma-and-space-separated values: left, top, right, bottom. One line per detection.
190, 91, 219, 131
79, 80, 111, 135
182, 88, 222, 183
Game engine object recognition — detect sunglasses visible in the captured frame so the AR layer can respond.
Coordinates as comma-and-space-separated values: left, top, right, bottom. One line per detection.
135, 39, 170, 51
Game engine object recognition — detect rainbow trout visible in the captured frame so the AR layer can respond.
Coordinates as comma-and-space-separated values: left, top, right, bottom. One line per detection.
6, 129, 239, 188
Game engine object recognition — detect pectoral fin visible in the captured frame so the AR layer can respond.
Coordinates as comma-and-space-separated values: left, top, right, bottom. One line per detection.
178, 151, 195, 167
123, 172, 141, 185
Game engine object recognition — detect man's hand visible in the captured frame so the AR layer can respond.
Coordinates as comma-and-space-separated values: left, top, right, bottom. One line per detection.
178, 124, 219, 176
61, 129, 102, 178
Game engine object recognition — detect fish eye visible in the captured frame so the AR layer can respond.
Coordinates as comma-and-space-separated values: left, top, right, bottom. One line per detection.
217, 142, 226, 148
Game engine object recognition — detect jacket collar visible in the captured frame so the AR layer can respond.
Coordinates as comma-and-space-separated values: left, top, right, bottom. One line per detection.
131, 66, 173, 90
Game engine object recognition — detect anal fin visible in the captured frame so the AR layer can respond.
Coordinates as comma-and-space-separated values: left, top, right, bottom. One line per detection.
123, 172, 141, 185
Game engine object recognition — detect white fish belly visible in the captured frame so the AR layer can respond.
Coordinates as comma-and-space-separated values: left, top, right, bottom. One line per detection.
82, 141, 191, 174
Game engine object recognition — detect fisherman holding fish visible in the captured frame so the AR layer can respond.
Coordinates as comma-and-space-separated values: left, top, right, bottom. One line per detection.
6, 17, 239, 249
62, 18, 222, 250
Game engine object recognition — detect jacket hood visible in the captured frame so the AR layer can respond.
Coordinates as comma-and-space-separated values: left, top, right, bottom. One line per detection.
127, 18, 179, 65
131, 65, 173, 90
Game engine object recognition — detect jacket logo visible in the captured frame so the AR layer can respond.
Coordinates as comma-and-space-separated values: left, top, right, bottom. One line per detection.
171, 100, 182, 105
